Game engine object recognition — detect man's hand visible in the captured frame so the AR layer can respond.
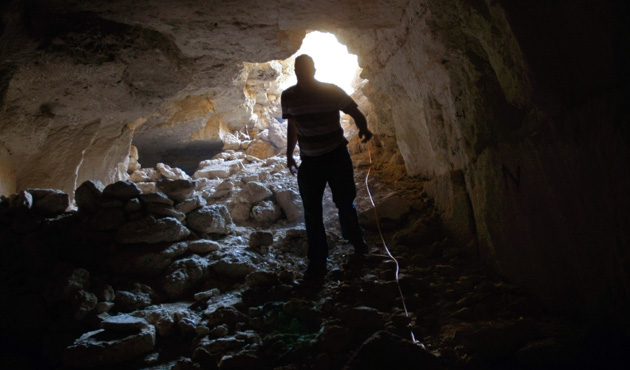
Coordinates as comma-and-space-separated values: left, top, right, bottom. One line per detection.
287, 155, 298, 176
358, 128, 373, 143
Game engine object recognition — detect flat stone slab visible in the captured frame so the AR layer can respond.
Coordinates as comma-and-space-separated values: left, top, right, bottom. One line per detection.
64, 324, 156, 368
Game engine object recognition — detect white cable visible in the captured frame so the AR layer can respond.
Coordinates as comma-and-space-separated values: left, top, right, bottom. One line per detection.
364, 142, 425, 348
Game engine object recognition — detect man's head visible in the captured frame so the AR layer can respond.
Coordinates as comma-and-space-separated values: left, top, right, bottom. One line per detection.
294, 54, 316, 84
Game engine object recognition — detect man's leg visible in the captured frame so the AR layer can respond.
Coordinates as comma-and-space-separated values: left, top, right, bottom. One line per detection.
297, 160, 329, 268
328, 148, 368, 253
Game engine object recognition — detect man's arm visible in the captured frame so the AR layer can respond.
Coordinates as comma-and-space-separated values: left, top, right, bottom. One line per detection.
344, 105, 373, 143
286, 118, 298, 175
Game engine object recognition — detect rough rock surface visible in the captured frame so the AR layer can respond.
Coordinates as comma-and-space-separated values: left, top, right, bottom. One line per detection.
162, 255, 209, 300
116, 216, 191, 244
186, 205, 234, 235
64, 320, 156, 368
106, 241, 188, 277
75, 180, 106, 213
0, 153, 625, 370
0, 0, 628, 368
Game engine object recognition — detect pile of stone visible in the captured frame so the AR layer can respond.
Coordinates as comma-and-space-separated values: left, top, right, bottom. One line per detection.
128, 151, 303, 226
0, 152, 313, 369
2, 150, 573, 370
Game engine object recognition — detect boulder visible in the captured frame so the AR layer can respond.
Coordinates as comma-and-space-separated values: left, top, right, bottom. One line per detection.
359, 195, 411, 231
189, 239, 221, 254
106, 241, 188, 277
114, 284, 156, 312
241, 174, 259, 183
146, 203, 186, 222
136, 182, 157, 194
145, 308, 177, 337
210, 252, 256, 281
186, 205, 234, 235
124, 198, 143, 213
194, 178, 215, 191
156, 178, 196, 202
209, 180, 234, 199
115, 216, 190, 244
161, 255, 209, 300
129, 168, 161, 183
204, 306, 249, 327
102, 315, 151, 332
275, 189, 303, 222
251, 200, 281, 223
227, 201, 251, 222
175, 310, 203, 337
156, 163, 191, 181
245, 271, 278, 287
194, 288, 221, 302
268, 119, 287, 149
248, 231, 273, 248
9, 190, 33, 212
63, 323, 156, 368
244, 140, 275, 159
28, 188, 70, 215
218, 352, 263, 370
235, 181, 272, 204
194, 159, 244, 179
102, 181, 142, 200
138, 192, 174, 206
175, 195, 207, 214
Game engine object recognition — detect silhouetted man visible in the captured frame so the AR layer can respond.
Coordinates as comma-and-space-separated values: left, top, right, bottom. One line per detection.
282, 54, 373, 278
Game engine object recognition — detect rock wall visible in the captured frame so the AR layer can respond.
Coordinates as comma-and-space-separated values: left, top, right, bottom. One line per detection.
338, 0, 630, 316
1, 0, 629, 319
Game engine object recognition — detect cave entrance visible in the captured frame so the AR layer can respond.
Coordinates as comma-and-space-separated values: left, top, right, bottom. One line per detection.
241, 30, 368, 160
238, 30, 367, 165
281, 31, 363, 95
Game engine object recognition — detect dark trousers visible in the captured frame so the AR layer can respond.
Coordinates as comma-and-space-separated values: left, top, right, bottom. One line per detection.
297, 145, 364, 264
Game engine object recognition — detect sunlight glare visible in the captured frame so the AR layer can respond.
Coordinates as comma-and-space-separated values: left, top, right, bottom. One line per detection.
284, 31, 360, 95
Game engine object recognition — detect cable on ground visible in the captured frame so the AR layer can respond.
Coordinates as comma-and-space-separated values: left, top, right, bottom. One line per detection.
364, 142, 426, 349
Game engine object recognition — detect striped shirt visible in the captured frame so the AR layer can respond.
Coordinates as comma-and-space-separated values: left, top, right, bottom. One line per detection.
281, 82, 357, 157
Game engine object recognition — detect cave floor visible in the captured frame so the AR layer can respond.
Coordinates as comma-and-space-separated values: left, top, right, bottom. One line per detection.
2, 164, 627, 370
136, 169, 626, 369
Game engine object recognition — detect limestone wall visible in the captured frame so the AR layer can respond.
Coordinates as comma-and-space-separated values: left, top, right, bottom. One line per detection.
341, 0, 630, 315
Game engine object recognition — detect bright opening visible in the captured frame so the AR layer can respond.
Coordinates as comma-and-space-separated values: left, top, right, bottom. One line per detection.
282, 31, 361, 95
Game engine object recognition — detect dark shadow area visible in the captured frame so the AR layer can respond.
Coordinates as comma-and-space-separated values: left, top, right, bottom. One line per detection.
133, 140, 224, 175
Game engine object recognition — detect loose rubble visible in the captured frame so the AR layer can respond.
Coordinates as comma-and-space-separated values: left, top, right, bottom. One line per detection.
0, 150, 619, 369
